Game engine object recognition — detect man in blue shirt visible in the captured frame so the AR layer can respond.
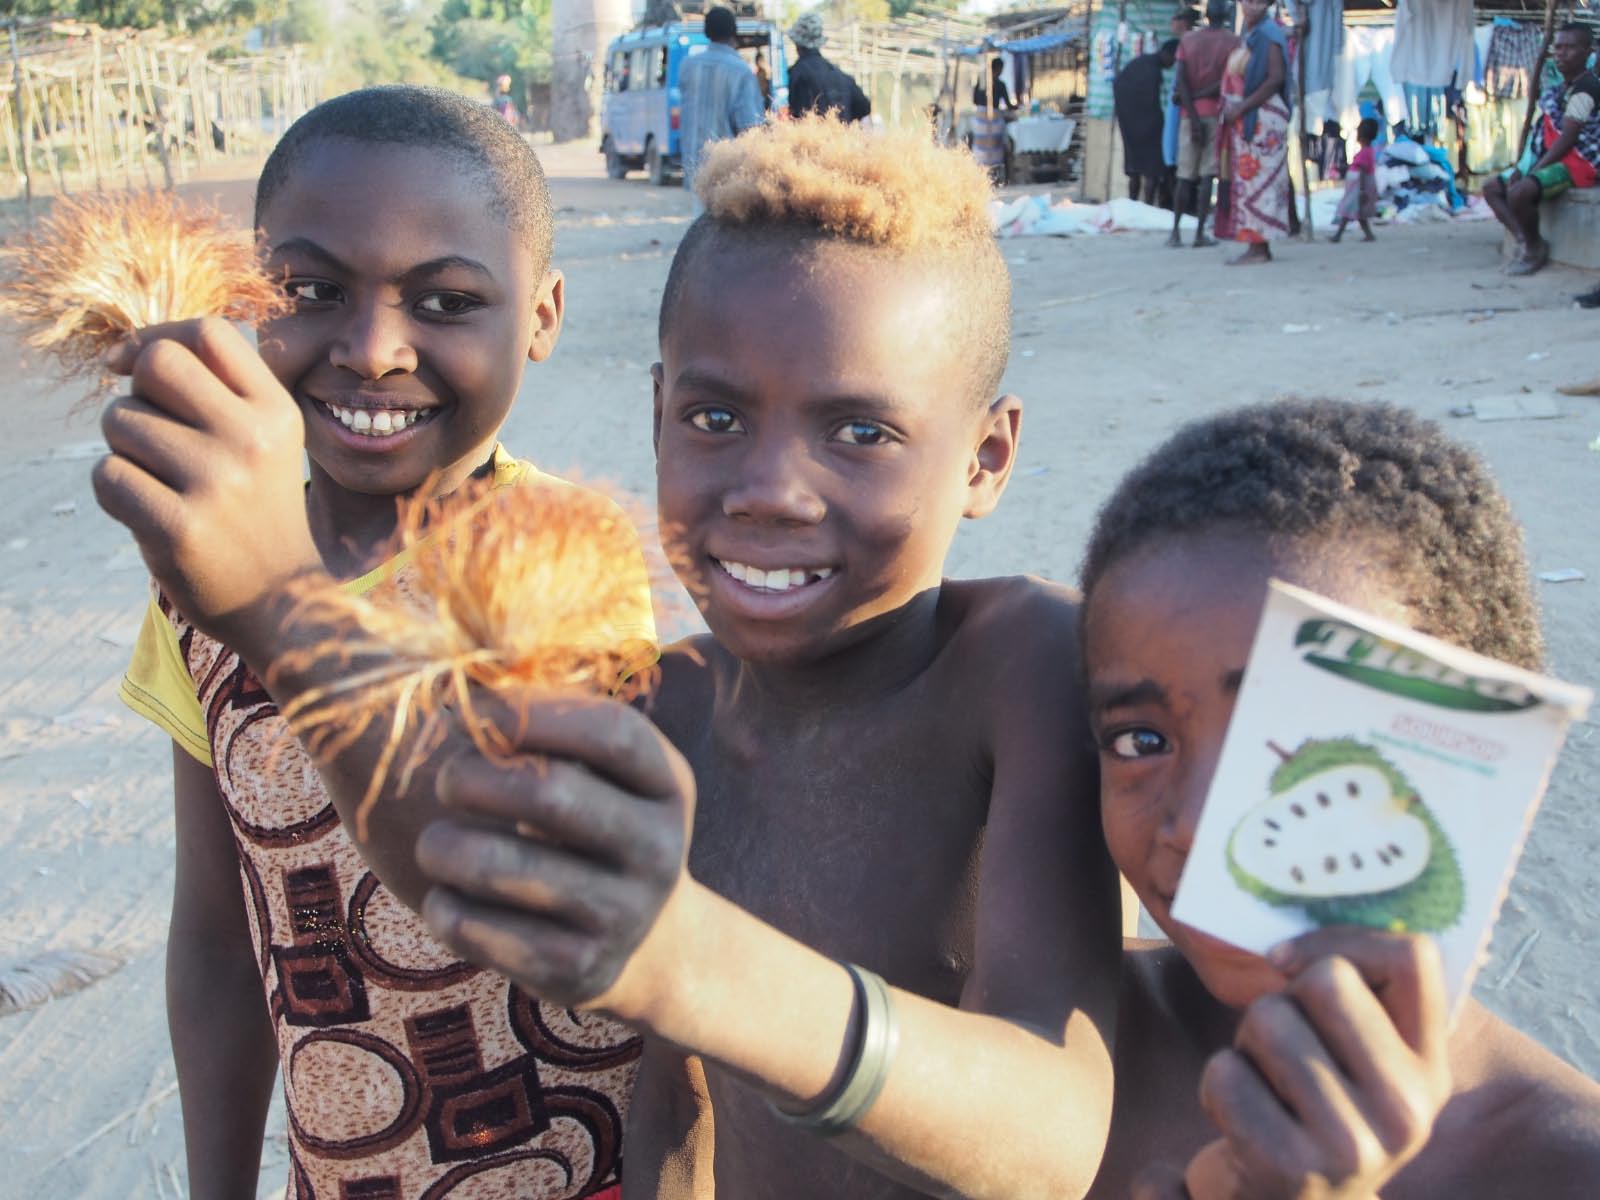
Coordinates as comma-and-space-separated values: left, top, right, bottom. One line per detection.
679, 6, 765, 192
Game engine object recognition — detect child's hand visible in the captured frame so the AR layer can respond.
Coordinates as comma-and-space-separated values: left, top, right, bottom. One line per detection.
1148, 929, 1452, 1200
414, 692, 696, 1018
93, 318, 322, 650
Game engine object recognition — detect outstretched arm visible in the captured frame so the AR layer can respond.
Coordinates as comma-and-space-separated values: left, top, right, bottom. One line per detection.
420, 592, 1121, 1199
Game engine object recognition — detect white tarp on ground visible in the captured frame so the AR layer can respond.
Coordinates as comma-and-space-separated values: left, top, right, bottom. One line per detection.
992, 194, 1198, 238
993, 188, 1496, 238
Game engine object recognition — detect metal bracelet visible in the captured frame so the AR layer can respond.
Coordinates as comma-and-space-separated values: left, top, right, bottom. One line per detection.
770, 961, 900, 1137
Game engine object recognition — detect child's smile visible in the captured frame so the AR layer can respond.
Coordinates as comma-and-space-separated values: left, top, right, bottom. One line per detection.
709, 555, 840, 618
255, 140, 558, 512
654, 240, 1011, 666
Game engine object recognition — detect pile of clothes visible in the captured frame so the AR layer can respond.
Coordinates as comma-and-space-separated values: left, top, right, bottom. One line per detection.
990, 193, 1199, 238
1374, 135, 1463, 217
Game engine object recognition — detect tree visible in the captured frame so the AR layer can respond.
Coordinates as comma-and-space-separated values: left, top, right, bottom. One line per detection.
0, 0, 282, 30
431, 0, 553, 98
888, 0, 958, 19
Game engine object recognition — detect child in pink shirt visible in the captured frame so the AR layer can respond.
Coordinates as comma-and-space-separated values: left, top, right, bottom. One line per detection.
1332, 117, 1380, 243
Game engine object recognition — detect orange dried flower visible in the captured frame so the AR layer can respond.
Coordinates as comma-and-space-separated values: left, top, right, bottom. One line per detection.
0, 190, 287, 397
276, 475, 672, 841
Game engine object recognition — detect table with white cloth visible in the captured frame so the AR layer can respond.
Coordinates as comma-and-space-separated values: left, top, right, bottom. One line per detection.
1008, 115, 1076, 154
1007, 115, 1077, 184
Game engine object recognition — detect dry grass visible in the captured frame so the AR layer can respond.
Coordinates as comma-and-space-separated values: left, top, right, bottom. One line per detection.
0, 190, 286, 399
276, 475, 674, 841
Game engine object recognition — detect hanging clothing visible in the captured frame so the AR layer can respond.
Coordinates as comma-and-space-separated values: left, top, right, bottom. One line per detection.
1484, 23, 1544, 100
1336, 26, 1406, 130
1391, 0, 1473, 89
1402, 83, 1442, 137
1317, 122, 1349, 179
1289, 0, 1344, 96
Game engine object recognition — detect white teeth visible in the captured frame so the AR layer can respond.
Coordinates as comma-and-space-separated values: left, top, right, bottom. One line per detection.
718, 559, 833, 592
329, 405, 429, 436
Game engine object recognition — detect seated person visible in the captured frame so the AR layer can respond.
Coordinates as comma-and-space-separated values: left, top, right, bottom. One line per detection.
1482, 22, 1600, 276
1078, 398, 1600, 1197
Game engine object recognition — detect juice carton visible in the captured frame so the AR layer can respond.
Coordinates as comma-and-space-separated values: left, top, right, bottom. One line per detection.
1171, 580, 1592, 1009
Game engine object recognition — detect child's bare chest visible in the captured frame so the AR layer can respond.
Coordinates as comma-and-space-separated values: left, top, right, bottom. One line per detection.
685, 697, 989, 1001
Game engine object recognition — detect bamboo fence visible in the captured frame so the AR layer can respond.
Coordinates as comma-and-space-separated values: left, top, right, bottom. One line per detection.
2, 18, 324, 207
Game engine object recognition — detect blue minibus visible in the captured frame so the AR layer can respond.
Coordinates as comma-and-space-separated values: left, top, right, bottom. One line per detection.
600, 17, 788, 184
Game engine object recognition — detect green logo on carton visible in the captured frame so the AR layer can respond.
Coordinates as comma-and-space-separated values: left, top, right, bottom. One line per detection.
1293, 620, 1539, 713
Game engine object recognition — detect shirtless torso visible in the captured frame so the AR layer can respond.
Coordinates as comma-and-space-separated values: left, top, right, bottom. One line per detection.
629, 577, 1118, 1198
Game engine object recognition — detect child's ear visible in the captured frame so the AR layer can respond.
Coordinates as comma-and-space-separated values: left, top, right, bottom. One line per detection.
651, 363, 665, 458
526, 270, 565, 364
963, 394, 1022, 519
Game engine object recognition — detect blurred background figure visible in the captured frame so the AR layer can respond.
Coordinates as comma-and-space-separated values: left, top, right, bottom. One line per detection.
490, 73, 520, 128
787, 13, 871, 122
1115, 39, 1180, 204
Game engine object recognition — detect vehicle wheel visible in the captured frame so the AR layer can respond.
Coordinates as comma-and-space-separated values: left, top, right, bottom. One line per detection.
603, 136, 627, 180
645, 138, 668, 187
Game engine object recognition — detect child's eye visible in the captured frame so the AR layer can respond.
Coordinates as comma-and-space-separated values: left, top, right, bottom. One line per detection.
689, 408, 744, 434
1103, 728, 1170, 760
415, 293, 483, 317
286, 279, 341, 305
832, 421, 892, 446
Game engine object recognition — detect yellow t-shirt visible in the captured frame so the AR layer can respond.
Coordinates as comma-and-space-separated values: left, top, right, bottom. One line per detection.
119, 447, 658, 765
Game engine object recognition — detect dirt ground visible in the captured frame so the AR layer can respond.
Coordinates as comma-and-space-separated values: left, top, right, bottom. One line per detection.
1, 141, 1596, 1198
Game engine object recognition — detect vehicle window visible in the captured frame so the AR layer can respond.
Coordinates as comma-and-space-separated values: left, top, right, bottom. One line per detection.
612, 50, 629, 92
631, 47, 653, 90
655, 46, 669, 87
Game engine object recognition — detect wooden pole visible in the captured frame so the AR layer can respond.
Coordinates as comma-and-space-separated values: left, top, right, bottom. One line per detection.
1516, 0, 1560, 162
1104, 0, 1128, 203
1296, 11, 1313, 240
37, 76, 67, 195
145, 43, 175, 190
90, 32, 104, 188
8, 21, 31, 215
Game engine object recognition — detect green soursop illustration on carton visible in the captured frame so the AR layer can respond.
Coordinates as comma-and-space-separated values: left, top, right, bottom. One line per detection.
1172, 582, 1591, 1009
1227, 738, 1464, 934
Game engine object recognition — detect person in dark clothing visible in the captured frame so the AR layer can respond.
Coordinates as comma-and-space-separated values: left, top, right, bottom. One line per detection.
973, 57, 1016, 112
787, 12, 871, 122
1114, 39, 1179, 204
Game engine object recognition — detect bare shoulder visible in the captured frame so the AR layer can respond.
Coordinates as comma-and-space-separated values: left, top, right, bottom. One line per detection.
941, 575, 1085, 681
1399, 1001, 1600, 1196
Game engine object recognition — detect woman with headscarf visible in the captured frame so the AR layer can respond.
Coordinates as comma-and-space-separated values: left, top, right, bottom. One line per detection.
1215, 0, 1291, 263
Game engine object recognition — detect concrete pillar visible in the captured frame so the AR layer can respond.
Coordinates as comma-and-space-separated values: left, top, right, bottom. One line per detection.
551, 0, 635, 143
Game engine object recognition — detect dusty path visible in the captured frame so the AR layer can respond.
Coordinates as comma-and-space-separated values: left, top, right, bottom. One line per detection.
0, 141, 1594, 1197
